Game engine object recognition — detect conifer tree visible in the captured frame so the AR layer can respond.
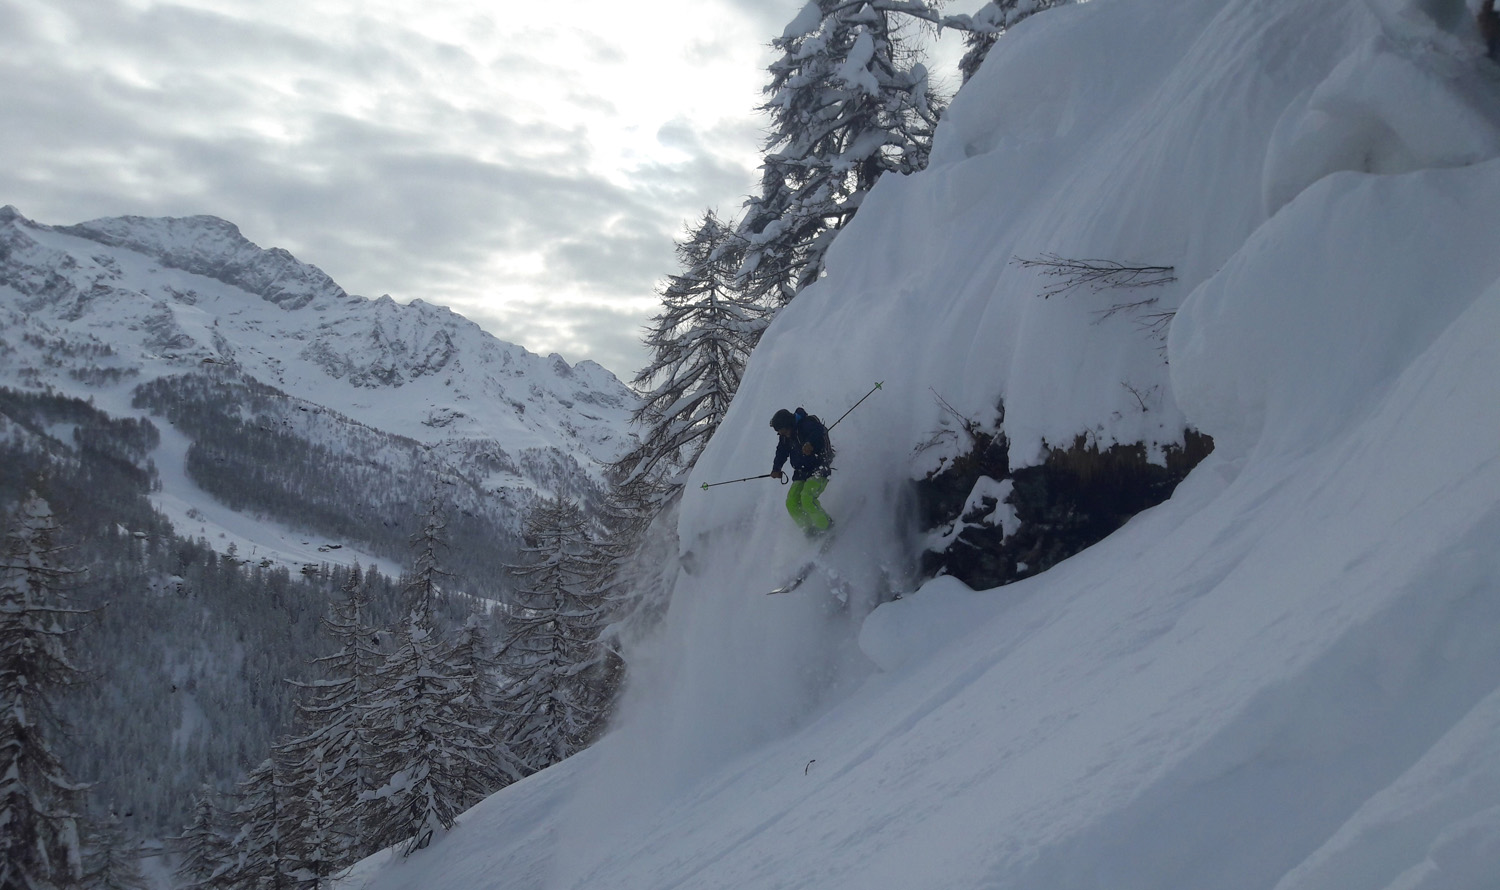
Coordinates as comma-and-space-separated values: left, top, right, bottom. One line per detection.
80, 809, 149, 890
363, 498, 495, 855
617, 211, 767, 486
402, 497, 448, 622
362, 627, 483, 856
0, 493, 91, 890
589, 478, 681, 646
272, 749, 341, 889
541, 475, 675, 745
499, 496, 619, 773
445, 613, 523, 786
218, 758, 293, 890
954, 0, 1064, 83
170, 791, 230, 890
740, 0, 946, 305
276, 564, 380, 865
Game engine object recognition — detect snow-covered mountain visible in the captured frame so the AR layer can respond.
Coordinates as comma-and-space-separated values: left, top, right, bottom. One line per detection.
0, 205, 645, 841
0, 205, 638, 571
337, 1, 1500, 889
0, 205, 634, 456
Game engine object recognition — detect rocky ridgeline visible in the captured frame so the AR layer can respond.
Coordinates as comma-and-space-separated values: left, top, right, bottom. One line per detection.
57, 212, 349, 311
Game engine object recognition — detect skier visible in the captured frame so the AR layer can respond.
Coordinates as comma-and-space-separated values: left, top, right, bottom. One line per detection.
770, 407, 833, 536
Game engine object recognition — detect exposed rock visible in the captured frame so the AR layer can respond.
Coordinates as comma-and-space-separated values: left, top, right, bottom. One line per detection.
918, 408, 1213, 590
58, 214, 346, 311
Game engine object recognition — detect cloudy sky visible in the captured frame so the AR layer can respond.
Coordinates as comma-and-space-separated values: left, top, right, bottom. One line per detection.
1, 0, 966, 379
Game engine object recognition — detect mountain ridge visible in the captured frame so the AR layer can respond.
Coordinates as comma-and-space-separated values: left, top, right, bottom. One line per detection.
0, 205, 636, 464
56, 211, 348, 311
0, 205, 640, 576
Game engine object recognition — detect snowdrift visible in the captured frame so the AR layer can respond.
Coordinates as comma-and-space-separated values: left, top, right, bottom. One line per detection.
340, 0, 1500, 888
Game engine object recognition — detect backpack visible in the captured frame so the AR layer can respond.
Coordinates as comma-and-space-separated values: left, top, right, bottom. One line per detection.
796, 407, 835, 468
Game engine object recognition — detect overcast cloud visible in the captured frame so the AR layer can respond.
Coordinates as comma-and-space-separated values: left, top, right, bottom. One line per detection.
0, 0, 826, 378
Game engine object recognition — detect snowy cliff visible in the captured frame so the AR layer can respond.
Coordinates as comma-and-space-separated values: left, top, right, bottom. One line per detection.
343, 0, 1500, 888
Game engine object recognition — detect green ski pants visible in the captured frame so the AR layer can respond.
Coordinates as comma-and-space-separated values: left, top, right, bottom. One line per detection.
785, 476, 832, 534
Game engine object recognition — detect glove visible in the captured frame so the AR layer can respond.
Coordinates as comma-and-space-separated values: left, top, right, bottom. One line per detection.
801, 443, 814, 455
772, 470, 784, 481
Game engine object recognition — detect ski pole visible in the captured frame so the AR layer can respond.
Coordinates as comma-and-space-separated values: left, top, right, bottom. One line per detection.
828, 381, 883, 431
701, 473, 785, 491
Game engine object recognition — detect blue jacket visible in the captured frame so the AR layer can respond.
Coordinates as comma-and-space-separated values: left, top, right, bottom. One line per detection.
773, 410, 831, 481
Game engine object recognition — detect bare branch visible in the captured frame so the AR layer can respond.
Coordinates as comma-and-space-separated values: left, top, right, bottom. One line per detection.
1121, 381, 1157, 413
1134, 309, 1177, 342
1014, 253, 1177, 299
1092, 296, 1160, 323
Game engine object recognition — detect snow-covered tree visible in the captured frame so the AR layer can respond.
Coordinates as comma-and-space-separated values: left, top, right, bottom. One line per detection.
403, 497, 449, 624
617, 211, 767, 485
218, 758, 293, 889
740, 0, 946, 305
444, 613, 523, 787
272, 750, 342, 889
0, 493, 91, 890
170, 791, 230, 890
499, 496, 620, 774
362, 623, 489, 855
276, 565, 381, 866
80, 809, 148, 890
952, 0, 1065, 83
593, 479, 682, 646
737, 170, 804, 309
362, 500, 496, 856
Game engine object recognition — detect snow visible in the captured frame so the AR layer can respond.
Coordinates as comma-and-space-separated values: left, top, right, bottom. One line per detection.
337, 0, 1500, 887
146, 417, 406, 579
781, 1, 823, 41
0, 208, 639, 576
918, 474, 1017, 554
834, 31, 882, 95
0, 215, 636, 464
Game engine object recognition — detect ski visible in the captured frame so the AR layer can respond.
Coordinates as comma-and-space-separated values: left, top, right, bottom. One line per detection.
767, 562, 816, 595
765, 559, 853, 603
765, 531, 838, 595
768, 528, 840, 597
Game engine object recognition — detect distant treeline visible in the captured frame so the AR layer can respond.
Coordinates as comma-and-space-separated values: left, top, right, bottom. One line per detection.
0, 385, 467, 837
132, 371, 535, 590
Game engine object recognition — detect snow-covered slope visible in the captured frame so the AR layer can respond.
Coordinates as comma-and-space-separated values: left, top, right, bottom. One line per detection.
341, 0, 1500, 888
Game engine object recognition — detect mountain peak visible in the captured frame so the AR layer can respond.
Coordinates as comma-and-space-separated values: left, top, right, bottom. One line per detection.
56, 213, 348, 310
